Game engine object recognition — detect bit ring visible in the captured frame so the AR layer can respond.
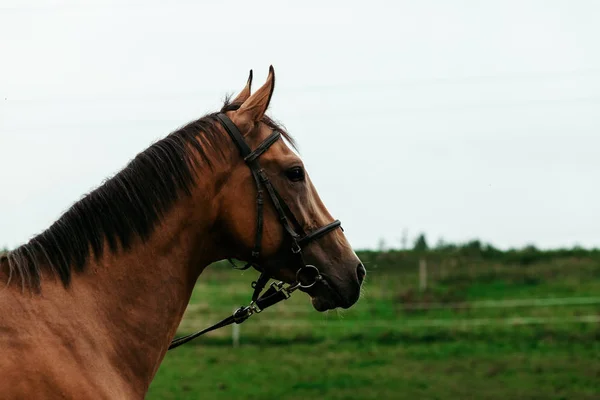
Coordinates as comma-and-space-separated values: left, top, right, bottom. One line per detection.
295, 265, 322, 289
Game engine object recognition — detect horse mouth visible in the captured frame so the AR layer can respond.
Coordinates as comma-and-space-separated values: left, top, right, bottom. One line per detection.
300, 276, 356, 312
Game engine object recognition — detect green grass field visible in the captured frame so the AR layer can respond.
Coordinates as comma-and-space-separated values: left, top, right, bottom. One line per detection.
148, 252, 600, 399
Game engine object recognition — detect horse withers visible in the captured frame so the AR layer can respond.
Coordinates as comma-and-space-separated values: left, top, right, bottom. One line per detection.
0, 67, 365, 399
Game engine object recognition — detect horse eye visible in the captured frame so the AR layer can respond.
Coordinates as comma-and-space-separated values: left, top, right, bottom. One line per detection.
285, 166, 305, 182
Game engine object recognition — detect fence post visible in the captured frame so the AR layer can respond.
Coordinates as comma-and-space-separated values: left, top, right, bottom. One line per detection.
232, 308, 240, 348
419, 258, 427, 292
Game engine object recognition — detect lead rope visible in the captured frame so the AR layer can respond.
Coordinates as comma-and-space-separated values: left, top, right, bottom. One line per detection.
168, 266, 321, 350
168, 279, 272, 351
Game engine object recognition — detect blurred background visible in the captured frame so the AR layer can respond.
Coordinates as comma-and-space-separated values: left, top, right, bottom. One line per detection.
1, 1, 599, 399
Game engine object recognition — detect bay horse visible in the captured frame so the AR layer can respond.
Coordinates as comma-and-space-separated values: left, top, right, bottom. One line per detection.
0, 67, 365, 399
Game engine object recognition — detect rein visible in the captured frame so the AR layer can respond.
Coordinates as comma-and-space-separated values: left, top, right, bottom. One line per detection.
168, 114, 342, 350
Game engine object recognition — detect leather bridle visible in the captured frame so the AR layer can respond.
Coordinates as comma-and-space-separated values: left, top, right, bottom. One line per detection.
169, 113, 342, 350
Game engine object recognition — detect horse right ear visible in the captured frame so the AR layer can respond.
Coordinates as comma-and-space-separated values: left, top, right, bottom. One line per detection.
230, 66, 275, 135
231, 70, 253, 104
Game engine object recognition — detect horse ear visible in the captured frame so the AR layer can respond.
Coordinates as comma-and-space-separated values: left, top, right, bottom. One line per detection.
233, 66, 275, 129
231, 70, 253, 104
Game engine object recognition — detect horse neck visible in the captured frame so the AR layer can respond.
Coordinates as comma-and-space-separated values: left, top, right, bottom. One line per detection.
75, 152, 232, 393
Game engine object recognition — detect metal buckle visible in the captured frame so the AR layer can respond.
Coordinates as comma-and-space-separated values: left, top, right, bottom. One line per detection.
249, 301, 262, 314
291, 241, 301, 254
257, 169, 269, 183
233, 306, 252, 323
261, 281, 290, 298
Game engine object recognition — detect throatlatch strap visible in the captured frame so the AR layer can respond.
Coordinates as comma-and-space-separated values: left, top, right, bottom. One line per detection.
250, 169, 264, 260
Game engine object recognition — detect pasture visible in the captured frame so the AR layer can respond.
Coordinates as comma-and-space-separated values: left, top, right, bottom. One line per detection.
148, 248, 600, 399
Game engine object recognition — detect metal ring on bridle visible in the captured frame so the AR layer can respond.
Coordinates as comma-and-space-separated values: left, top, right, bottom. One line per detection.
295, 265, 321, 289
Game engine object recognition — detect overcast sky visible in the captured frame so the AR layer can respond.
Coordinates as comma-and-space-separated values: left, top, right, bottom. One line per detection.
1, 0, 599, 251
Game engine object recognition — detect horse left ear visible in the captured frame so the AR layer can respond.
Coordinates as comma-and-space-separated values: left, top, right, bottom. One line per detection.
233, 66, 275, 127
231, 70, 253, 104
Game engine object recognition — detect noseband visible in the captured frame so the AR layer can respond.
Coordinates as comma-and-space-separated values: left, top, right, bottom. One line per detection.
169, 113, 342, 350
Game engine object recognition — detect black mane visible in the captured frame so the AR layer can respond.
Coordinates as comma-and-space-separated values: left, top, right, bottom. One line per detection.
3, 99, 293, 289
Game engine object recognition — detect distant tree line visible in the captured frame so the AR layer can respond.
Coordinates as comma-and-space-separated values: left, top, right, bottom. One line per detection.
362, 233, 600, 271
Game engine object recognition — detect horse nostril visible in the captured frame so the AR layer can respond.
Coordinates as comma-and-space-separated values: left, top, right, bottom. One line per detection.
356, 263, 366, 283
